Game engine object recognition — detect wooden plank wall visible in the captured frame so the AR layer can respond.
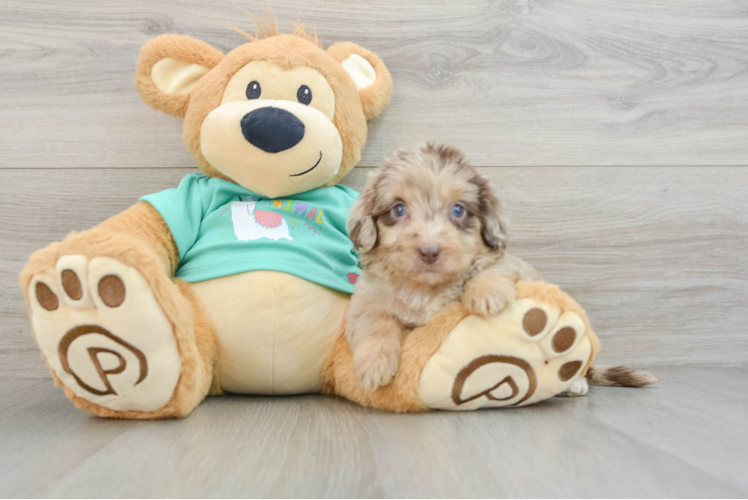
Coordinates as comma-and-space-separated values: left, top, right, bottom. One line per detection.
1, 0, 747, 378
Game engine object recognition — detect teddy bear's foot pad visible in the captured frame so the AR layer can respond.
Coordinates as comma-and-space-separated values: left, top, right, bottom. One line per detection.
29, 256, 181, 412
419, 298, 593, 410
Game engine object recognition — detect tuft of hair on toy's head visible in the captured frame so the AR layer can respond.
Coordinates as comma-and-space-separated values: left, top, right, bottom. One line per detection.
224, 10, 322, 47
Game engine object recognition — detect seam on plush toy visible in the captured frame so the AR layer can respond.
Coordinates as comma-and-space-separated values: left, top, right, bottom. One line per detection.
271, 282, 276, 394
176, 259, 357, 293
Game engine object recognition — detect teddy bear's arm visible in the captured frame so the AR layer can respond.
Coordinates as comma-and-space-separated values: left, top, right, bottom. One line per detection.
97, 201, 179, 276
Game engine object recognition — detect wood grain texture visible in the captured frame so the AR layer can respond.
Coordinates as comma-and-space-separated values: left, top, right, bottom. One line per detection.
1, 366, 746, 497
2, 2, 747, 497
0, 379, 135, 498
1, 0, 748, 168
2, 167, 746, 378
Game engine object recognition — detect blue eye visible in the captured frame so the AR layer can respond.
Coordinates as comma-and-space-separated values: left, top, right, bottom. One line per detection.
451, 203, 466, 218
392, 203, 407, 218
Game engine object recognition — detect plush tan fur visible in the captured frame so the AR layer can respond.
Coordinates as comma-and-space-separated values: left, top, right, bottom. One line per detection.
136, 33, 392, 188
226, 19, 391, 120
327, 42, 393, 121
136, 34, 224, 118
97, 202, 179, 274
227, 17, 323, 47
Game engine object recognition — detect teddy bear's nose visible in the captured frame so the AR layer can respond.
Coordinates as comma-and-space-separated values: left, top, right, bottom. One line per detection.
240, 107, 305, 153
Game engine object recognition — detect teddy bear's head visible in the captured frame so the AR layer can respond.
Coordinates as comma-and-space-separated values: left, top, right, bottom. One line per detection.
135, 26, 392, 198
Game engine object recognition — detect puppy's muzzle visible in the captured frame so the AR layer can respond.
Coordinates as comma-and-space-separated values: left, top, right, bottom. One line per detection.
240, 107, 305, 153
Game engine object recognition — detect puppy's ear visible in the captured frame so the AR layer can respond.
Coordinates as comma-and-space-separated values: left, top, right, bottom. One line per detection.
327, 42, 393, 120
347, 171, 382, 253
136, 34, 224, 118
473, 175, 509, 252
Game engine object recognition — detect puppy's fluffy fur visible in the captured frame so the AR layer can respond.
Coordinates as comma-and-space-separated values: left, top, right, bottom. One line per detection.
346, 143, 540, 390
346, 143, 659, 393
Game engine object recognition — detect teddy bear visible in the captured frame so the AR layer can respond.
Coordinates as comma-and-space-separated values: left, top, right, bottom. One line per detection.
20, 24, 599, 418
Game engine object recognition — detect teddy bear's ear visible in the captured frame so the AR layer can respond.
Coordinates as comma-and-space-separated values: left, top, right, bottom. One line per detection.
135, 34, 224, 118
327, 42, 393, 120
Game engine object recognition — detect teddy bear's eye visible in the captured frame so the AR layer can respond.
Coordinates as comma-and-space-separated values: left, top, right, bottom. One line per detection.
246, 81, 261, 100
297, 85, 312, 105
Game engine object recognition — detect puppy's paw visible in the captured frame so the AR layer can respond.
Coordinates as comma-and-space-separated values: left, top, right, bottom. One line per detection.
462, 279, 516, 316
556, 377, 589, 397
353, 341, 401, 392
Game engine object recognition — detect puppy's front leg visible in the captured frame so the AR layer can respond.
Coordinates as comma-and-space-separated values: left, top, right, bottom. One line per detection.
349, 312, 405, 392
461, 268, 516, 316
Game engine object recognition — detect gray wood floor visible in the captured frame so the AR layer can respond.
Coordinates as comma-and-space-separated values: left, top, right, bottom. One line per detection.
1, 365, 746, 498
2, 1, 748, 497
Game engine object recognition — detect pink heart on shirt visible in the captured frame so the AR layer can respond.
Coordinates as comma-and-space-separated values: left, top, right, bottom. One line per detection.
347, 273, 359, 285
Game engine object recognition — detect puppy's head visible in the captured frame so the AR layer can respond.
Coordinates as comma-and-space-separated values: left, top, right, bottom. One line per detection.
348, 143, 508, 287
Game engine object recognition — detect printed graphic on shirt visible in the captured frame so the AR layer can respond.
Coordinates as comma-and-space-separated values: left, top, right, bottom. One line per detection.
222, 196, 331, 246
231, 201, 293, 241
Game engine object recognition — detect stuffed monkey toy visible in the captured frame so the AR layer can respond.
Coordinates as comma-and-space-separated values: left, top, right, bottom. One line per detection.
20, 26, 599, 418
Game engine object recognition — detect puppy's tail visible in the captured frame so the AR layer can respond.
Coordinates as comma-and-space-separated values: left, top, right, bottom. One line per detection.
586, 365, 659, 387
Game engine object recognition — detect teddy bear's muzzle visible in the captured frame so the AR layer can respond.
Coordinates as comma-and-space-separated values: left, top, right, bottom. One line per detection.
240, 107, 305, 153
200, 99, 343, 198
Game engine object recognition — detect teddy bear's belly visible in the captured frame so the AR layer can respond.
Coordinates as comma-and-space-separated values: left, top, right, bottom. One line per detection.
190, 271, 349, 395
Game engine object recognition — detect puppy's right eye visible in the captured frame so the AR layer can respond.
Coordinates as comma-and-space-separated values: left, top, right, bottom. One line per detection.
246, 81, 261, 99
451, 203, 466, 218
391, 203, 407, 218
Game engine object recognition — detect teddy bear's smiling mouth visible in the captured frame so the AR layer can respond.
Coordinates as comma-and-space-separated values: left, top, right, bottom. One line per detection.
289, 151, 323, 177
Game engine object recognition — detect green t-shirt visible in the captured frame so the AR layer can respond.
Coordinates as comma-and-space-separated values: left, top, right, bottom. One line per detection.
140, 173, 360, 294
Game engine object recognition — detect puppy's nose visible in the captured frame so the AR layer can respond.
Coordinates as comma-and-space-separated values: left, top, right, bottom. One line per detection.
240, 107, 305, 153
418, 245, 442, 264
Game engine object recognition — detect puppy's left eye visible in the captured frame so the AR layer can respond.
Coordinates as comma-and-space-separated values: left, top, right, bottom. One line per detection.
392, 203, 407, 218
451, 203, 466, 218
297, 85, 312, 105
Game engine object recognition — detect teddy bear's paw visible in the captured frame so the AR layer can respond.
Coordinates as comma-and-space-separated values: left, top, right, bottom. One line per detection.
418, 298, 593, 410
28, 255, 181, 412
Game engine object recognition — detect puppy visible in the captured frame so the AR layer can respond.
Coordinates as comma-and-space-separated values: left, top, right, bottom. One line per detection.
346, 143, 540, 391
